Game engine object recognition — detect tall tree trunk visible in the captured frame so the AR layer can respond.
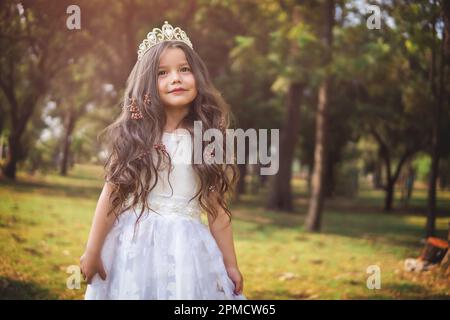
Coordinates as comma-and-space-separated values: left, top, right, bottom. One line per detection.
426, 3, 449, 237
306, 0, 334, 232
266, 82, 304, 211
306, 79, 330, 230
266, 5, 304, 211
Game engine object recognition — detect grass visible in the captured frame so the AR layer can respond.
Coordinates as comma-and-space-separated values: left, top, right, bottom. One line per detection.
0, 164, 448, 299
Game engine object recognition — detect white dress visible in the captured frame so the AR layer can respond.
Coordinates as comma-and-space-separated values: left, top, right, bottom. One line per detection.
85, 130, 247, 300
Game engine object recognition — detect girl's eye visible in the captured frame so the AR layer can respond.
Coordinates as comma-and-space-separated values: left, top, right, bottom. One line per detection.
158, 67, 190, 76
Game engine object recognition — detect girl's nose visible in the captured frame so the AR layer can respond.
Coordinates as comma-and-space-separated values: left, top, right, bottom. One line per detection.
170, 72, 181, 84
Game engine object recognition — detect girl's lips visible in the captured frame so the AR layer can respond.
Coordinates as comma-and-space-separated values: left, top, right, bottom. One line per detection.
170, 89, 186, 94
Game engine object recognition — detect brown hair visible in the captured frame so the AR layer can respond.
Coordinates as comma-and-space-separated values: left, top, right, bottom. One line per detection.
99, 41, 239, 228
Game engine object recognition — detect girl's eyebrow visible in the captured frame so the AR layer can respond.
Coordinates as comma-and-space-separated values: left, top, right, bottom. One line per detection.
158, 62, 189, 68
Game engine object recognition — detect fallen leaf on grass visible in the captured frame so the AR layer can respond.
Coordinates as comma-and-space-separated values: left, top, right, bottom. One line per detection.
278, 272, 298, 281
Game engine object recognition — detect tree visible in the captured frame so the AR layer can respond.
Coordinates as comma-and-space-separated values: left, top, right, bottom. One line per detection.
0, 0, 89, 179
426, 0, 449, 237
49, 57, 98, 175
306, 0, 335, 231
385, 0, 449, 231
267, 3, 305, 211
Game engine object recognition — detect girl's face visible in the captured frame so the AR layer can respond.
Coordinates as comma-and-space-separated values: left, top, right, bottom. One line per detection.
157, 47, 197, 110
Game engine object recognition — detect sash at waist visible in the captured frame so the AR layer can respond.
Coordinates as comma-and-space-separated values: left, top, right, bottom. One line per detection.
147, 193, 202, 221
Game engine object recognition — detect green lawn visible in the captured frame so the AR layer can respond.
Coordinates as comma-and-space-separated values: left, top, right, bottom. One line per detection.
0, 164, 448, 299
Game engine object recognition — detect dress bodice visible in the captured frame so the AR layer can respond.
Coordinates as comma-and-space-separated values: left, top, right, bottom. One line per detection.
146, 130, 202, 220
149, 131, 198, 198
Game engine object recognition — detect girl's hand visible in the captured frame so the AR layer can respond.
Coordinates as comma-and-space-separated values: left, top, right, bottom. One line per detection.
226, 266, 244, 295
79, 250, 107, 284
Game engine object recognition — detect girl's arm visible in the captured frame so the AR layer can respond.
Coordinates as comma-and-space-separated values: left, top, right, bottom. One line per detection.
207, 193, 244, 295
80, 182, 118, 284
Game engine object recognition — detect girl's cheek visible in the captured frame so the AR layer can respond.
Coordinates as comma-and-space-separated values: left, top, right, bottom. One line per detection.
187, 74, 196, 85
157, 80, 166, 93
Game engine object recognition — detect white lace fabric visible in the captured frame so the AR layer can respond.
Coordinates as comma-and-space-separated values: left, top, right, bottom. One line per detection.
85, 132, 246, 300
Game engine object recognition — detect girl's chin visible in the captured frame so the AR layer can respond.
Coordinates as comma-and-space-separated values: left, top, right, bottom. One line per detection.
163, 101, 194, 108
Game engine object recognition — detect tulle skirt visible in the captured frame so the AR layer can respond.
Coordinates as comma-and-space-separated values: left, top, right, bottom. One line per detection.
84, 207, 247, 300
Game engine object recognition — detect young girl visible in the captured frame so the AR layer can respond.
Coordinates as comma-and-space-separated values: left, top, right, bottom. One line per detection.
80, 21, 246, 300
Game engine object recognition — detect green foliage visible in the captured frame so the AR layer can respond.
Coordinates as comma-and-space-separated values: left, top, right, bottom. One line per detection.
413, 153, 432, 182
0, 0, 444, 174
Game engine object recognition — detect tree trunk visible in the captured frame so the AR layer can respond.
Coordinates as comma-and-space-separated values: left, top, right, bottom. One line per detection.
251, 164, 261, 194
60, 110, 76, 176
1, 73, 46, 180
266, 5, 304, 212
305, 0, 334, 232
373, 150, 384, 189
384, 180, 395, 212
306, 79, 330, 230
2, 133, 21, 179
371, 127, 416, 212
426, 5, 448, 237
236, 163, 247, 196
266, 82, 303, 211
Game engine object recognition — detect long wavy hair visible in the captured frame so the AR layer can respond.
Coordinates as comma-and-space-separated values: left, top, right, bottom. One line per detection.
100, 41, 239, 228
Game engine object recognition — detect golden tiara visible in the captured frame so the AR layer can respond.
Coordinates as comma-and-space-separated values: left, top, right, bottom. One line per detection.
137, 21, 193, 61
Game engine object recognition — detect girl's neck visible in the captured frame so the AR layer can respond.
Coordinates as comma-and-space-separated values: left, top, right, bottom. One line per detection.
164, 106, 190, 132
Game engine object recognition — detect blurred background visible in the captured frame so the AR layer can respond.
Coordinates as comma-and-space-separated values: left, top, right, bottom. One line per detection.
0, 0, 449, 299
